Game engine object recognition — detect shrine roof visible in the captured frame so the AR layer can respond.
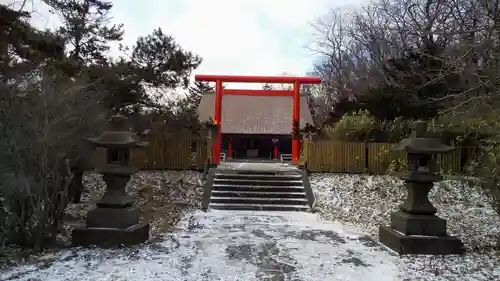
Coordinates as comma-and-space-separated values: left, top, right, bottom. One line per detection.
197, 91, 314, 134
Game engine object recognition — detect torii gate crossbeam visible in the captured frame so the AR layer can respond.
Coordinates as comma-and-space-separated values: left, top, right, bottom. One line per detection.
195, 74, 321, 165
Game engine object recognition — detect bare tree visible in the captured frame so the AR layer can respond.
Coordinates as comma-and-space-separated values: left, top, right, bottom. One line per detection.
310, 0, 500, 119
0, 65, 106, 250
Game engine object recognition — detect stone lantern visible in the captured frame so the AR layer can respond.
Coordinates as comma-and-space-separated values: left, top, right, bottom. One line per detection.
379, 121, 464, 255
72, 114, 149, 247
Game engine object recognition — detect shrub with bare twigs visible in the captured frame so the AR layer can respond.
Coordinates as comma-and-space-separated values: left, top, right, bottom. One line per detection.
0, 67, 107, 251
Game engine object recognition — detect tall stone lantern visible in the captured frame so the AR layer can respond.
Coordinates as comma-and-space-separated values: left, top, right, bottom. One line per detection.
379, 121, 464, 255
72, 114, 149, 247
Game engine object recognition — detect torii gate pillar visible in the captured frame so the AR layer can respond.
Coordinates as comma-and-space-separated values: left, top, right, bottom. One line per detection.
195, 74, 321, 165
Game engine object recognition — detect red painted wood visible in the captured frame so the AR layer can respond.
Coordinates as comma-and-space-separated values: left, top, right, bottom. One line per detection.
223, 89, 293, 96
292, 80, 301, 163
198, 73, 321, 165
214, 80, 223, 165
195, 74, 321, 84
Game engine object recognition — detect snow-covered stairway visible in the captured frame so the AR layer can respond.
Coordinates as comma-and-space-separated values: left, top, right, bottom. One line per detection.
202, 168, 314, 211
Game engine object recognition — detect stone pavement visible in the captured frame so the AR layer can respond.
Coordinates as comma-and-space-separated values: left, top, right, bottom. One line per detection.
1, 210, 404, 281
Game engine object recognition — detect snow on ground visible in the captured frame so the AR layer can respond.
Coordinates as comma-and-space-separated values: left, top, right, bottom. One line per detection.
63, 171, 204, 239
311, 173, 500, 281
1, 171, 499, 281
1, 171, 204, 269
1, 210, 405, 281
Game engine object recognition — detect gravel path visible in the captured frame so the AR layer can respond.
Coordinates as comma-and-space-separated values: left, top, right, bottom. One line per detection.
0, 210, 404, 281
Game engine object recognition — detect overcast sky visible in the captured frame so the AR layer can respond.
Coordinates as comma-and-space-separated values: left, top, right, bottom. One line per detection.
3, 0, 363, 89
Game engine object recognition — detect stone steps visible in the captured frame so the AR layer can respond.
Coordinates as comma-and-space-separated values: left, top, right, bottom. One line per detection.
213, 178, 303, 186
215, 173, 302, 181
208, 202, 310, 212
210, 196, 309, 205
211, 190, 307, 198
202, 169, 314, 212
212, 184, 306, 193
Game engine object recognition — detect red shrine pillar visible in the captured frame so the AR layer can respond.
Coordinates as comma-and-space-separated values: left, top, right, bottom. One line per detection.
214, 80, 223, 165
227, 137, 233, 159
292, 80, 301, 163
194, 74, 321, 166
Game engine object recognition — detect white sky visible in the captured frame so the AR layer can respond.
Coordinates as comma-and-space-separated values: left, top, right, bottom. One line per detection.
2, 0, 364, 90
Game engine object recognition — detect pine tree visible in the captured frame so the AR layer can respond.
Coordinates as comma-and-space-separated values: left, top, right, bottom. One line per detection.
186, 81, 212, 107
45, 0, 123, 65
130, 28, 201, 89
0, 4, 65, 76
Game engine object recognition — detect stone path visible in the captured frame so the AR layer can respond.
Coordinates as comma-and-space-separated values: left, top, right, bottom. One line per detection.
1, 210, 404, 281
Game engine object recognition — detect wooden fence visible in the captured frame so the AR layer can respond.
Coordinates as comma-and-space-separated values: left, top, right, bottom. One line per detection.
93, 137, 465, 174
306, 141, 366, 173
94, 137, 208, 170
305, 141, 463, 174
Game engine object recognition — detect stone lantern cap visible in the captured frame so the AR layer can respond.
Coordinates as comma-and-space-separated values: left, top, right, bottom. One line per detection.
392, 120, 454, 155
86, 114, 149, 149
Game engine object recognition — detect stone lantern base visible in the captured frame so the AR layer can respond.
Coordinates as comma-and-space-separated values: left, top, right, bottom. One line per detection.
379, 211, 464, 255
72, 206, 149, 247
71, 114, 150, 248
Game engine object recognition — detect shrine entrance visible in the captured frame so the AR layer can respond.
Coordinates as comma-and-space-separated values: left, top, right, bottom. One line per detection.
194, 74, 321, 165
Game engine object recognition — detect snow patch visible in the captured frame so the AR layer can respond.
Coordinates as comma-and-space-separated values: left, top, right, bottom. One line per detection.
1, 210, 404, 281
312, 173, 500, 281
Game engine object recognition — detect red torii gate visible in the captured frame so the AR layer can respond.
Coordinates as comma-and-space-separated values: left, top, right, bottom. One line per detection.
195, 74, 321, 165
